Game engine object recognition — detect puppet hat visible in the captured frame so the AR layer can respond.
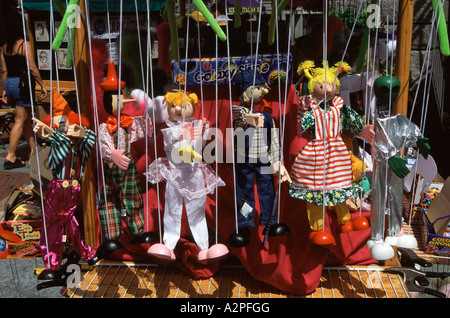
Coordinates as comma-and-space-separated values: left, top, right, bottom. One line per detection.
52, 88, 72, 117
101, 60, 126, 92
234, 69, 267, 97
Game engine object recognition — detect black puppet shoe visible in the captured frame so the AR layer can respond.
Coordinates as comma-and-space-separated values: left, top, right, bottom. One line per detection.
129, 231, 159, 245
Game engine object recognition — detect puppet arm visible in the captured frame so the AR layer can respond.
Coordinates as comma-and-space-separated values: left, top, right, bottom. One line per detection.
32, 117, 54, 139
98, 123, 129, 169
77, 128, 96, 159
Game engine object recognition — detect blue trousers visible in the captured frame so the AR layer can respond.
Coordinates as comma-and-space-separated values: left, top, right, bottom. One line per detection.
235, 160, 275, 228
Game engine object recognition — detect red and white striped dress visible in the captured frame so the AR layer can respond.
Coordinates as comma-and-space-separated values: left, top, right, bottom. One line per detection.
290, 96, 355, 204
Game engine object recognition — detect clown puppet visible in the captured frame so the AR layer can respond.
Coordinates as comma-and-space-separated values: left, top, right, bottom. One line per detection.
289, 61, 374, 245
227, 68, 291, 248
32, 89, 97, 280
96, 61, 157, 260
145, 89, 227, 262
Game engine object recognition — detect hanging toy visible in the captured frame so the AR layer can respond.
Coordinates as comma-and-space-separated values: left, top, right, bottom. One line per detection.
32, 89, 98, 281
96, 61, 158, 261
52, 0, 79, 69
145, 89, 227, 262
367, 75, 431, 260
289, 60, 374, 246
227, 68, 291, 248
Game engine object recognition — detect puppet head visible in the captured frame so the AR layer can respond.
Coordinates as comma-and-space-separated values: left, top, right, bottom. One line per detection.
234, 69, 270, 106
297, 60, 351, 101
164, 89, 198, 122
42, 89, 90, 132
101, 60, 136, 115
373, 75, 400, 107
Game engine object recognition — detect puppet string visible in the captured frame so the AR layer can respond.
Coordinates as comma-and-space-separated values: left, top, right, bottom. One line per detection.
222, 0, 239, 234
84, 0, 113, 241
19, 0, 50, 270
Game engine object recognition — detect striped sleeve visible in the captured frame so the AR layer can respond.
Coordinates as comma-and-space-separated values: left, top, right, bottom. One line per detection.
79, 128, 96, 163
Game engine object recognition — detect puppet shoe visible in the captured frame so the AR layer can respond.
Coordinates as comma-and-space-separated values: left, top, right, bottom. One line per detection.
198, 249, 209, 262
147, 243, 176, 261
96, 239, 123, 260
227, 228, 250, 248
397, 235, 418, 249
207, 243, 229, 260
384, 236, 399, 246
264, 223, 291, 237
130, 231, 159, 245
87, 254, 100, 266
38, 269, 62, 281
370, 241, 395, 261
310, 231, 335, 245
340, 221, 354, 233
353, 216, 370, 231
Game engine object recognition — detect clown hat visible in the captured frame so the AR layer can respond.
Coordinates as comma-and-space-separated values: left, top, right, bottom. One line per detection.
101, 60, 126, 92
52, 88, 72, 117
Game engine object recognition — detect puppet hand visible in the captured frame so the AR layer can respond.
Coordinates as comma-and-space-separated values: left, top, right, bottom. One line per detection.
244, 113, 264, 128
388, 155, 410, 178
361, 124, 375, 145
32, 117, 53, 139
417, 136, 431, 159
273, 161, 292, 183
111, 149, 130, 170
280, 164, 292, 183
67, 124, 86, 138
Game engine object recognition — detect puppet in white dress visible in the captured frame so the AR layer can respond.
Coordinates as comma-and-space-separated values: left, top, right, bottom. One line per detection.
145, 89, 227, 262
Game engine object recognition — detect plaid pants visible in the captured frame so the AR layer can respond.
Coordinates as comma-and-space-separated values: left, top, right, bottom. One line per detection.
98, 155, 144, 240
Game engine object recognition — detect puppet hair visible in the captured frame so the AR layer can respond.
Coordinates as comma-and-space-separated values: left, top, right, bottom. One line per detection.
164, 89, 199, 108
41, 112, 91, 129
298, 60, 351, 95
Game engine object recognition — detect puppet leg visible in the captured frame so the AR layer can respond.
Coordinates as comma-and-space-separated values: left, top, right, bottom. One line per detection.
306, 201, 336, 245
98, 165, 123, 240
185, 194, 209, 251
367, 158, 395, 260
39, 180, 66, 273
122, 158, 145, 237
386, 169, 403, 240
335, 202, 354, 232
386, 168, 418, 248
162, 183, 184, 251
255, 166, 275, 227
235, 162, 257, 228
370, 157, 388, 242
306, 202, 324, 231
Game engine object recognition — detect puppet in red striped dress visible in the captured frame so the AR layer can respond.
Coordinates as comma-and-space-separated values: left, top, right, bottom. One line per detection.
289, 61, 374, 245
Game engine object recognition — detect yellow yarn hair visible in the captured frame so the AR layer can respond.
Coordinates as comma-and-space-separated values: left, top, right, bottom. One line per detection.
297, 60, 351, 95
164, 89, 198, 108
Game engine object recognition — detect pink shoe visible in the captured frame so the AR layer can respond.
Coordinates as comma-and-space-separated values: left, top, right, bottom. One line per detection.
207, 243, 229, 260
147, 243, 176, 261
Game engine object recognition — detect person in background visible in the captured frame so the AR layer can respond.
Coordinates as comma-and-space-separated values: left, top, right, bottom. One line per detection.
0, 11, 48, 170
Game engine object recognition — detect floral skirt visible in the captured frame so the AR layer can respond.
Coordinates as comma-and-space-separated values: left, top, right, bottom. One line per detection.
289, 183, 362, 206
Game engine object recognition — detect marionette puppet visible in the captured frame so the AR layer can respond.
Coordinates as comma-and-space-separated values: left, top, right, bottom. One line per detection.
289, 61, 374, 246
145, 89, 228, 262
32, 89, 98, 280
96, 61, 158, 260
227, 69, 292, 248
367, 75, 431, 261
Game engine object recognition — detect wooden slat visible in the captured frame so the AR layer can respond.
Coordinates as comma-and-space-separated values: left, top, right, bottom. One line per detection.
64, 263, 410, 299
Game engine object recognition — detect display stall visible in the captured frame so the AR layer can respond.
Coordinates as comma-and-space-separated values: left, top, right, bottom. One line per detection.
1, 0, 449, 299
